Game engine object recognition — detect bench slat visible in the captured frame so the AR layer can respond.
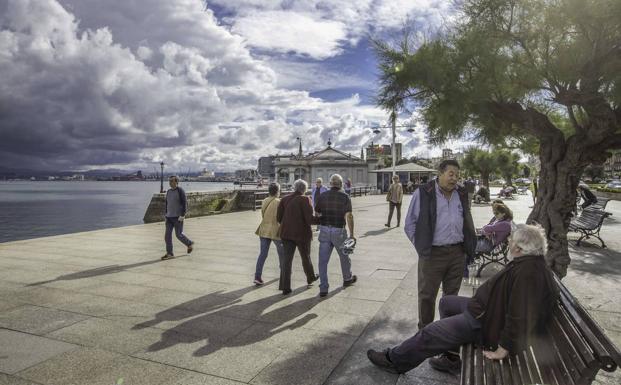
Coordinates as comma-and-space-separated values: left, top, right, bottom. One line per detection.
484, 355, 495, 384
557, 276, 621, 371
509, 354, 525, 384
461, 343, 474, 385
500, 359, 513, 385
475, 346, 484, 385
524, 347, 544, 384
491, 359, 503, 384
551, 306, 594, 377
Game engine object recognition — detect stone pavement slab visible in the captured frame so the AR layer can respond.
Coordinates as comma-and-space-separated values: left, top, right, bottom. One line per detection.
0, 192, 620, 384
0, 329, 77, 375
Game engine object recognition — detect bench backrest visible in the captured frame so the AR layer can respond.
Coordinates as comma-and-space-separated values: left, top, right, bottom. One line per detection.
590, 198, 610, 210
531, 276, 621, 385
571, 208, 611, 230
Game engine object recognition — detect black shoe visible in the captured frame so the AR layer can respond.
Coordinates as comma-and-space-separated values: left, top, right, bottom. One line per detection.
367, 349, 401, 374
282, 289, 292, 295
319, 291, 328, 297
429, 353, 461, 375
307, 274, 319, 285
343, 275, 357, 287
384, 223, 390, 227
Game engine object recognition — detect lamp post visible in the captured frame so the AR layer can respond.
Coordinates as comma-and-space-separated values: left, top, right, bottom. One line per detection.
160, 161, 165, 193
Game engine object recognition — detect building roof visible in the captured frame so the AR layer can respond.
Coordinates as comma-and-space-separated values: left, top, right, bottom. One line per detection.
306, 146, 363, 161
370, 163, 436, 173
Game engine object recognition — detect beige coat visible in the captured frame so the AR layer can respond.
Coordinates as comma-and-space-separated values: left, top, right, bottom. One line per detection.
386, 182, 403, 204
255, 196, 281, 240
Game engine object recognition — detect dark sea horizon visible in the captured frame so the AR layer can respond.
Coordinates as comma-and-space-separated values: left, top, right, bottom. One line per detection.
0, 181, 236, 243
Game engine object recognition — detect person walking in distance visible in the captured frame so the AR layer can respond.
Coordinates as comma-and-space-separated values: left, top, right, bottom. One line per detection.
315, 174, 356, 297
403, 160, 476, 329
385, 175, 403, 227
311, 178, 328, 231
162, 175, 194, 260
276, 179, 319, 294
253, 182, 284, 285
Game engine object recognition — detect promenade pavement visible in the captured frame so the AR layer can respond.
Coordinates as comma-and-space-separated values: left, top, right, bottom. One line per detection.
0, 191, 619, 385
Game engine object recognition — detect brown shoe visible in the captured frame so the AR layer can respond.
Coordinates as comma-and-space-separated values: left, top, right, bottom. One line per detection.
187, 242, 194, 254
343, 275, 357, 287
161, 254, 175, 260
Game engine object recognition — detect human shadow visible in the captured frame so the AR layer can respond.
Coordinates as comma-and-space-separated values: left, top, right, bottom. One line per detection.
133, 279, 279, 330
26, 259, 162, 286
142, 284, 344, 357
359, 228, 394, 238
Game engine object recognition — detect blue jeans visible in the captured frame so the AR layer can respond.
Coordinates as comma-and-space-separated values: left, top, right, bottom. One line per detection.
389, 295, 481, 373
165, 216, 193, 255
318, 225, 352, 292
255, 237, 284, 279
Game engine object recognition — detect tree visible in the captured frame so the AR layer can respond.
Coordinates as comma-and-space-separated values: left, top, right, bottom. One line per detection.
462, 148, 498, 188
495, 150, 520, 185
583, 164, 605, 181
373, 0, 621, 277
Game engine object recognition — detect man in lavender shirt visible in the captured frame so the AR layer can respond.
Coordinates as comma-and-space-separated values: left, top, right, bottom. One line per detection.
403, 159, 476, 330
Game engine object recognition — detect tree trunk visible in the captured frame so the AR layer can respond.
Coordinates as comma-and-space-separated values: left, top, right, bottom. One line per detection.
481, 172, 490, 188
527, 137, 586, 278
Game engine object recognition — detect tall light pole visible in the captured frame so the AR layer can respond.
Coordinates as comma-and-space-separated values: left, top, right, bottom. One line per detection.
391, 108, 397, 177
160, 161, 165, 193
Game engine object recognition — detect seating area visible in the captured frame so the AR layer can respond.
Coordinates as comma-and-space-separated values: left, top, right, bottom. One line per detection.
473, 239, 509, 277
569, 207, 612, 248
460, 275, 621, 385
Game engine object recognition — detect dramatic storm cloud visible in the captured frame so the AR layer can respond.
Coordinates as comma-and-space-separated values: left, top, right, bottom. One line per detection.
0, 0, 456, 172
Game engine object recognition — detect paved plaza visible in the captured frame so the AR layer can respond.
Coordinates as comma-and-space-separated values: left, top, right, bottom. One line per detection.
0, 192, 620, 385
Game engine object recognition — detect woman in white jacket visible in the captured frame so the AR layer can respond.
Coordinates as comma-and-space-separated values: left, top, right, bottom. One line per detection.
253, 183, 284, 285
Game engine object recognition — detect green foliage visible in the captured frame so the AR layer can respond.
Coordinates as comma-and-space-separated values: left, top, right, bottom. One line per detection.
373, 0, 621, 150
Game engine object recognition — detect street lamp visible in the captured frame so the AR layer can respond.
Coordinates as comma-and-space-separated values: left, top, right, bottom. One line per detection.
160, 161, 165, 193
369, 117, 415, 176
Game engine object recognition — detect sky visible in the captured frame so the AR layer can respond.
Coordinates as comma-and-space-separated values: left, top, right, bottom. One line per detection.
0, 0, 466, 172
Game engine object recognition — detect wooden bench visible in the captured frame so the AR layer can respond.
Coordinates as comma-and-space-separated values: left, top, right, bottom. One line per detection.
516, 186, 528, 195
569, 208, 612, 248
474, 240, 509, 278
460, 275, 621, 385
590, 197, 610, 211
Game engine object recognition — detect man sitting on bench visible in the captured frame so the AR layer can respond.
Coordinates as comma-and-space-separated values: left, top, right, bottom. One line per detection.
366, 223, 559, 375
473, 185, 490, 203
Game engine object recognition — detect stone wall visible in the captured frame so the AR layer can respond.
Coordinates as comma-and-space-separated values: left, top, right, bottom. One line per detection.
143, 190, 254, 223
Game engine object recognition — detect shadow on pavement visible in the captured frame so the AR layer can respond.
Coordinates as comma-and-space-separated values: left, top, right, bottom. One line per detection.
136, 281, 344, 357
568, 245, 621, 277
26, 260, 162, 286
360, 228, 395, 238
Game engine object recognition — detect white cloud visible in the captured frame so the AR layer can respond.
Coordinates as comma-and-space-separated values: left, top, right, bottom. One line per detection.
1, 0, 409, 172
231, 11, 347, 59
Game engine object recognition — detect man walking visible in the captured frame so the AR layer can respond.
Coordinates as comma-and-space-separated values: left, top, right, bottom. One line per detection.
385, 175, 403, 227
162, 175, 194, 260
404, 160, 476, 329
315, 174, 356, 297
311, 178, 328, 231
277, 179, 319, 294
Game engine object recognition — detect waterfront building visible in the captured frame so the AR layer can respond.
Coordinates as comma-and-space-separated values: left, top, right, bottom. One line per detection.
235, 169, 259, 181
604, 151, 621, 178
370, 163, 436, 191
273, 140, 381, 186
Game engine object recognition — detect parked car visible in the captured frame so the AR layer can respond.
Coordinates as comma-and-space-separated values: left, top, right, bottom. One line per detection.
605, 181, 621, 190
515, 178, 531, 184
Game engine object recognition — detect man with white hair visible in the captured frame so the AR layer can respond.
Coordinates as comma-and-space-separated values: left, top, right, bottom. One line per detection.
314, 174, 356, 297
276, 179, 319, 294
367, 223, 559, 375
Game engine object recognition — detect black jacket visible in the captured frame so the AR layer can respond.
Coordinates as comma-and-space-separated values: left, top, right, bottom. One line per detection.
467, 254, 559, 354
414, 180, 476, 259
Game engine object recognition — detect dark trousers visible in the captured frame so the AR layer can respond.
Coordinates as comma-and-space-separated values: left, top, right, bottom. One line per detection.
279, 239, 316, 291
389, 295, 481, 373
387, 202, 401, 226
417, 244, 465, 329
165, 217, 193, 255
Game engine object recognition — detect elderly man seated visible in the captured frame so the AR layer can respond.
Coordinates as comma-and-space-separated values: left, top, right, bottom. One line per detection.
367, 223, 559, 375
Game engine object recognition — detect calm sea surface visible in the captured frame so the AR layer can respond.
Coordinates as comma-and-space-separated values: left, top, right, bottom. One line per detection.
0, 181, 235, 243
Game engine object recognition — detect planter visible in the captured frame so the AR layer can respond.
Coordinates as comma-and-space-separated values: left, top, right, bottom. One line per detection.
594, 190, 621, 201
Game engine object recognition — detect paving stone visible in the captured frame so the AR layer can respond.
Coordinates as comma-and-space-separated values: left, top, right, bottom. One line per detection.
0, 329, 77, 375
45, 317, 165, 355
0, 373, 43, 385
0, 305, 90, 335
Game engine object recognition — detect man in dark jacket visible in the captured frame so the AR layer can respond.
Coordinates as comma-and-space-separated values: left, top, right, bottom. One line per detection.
367, 223, 559, 375
276, 179, 319, 294
162, 175, 194, 260
577, 183, 597, 209
403, 159, 477, 329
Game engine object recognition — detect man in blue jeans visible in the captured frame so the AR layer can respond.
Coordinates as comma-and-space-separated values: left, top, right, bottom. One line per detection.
162, 175, 194, 260
315, 174, 356, 297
